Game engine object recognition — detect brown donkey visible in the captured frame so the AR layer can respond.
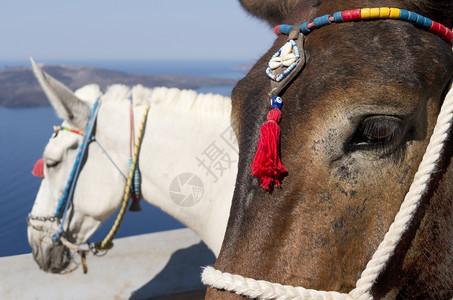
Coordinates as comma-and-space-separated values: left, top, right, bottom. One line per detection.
205, 0, 453, 299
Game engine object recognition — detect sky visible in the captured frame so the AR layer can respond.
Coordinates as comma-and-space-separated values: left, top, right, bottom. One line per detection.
0, 0, 275, 62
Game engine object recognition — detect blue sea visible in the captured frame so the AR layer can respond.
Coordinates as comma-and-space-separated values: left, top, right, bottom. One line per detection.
0, 60, 249, 257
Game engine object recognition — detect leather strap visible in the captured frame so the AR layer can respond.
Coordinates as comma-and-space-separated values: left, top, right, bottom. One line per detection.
269, 26, 307, 98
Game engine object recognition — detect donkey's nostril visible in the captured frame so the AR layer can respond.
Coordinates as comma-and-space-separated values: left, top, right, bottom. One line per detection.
47, 243, 71, 273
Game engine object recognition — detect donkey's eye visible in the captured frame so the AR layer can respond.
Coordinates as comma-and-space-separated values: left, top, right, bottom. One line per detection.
45, 158, 60, 168
350, 116, 404, 151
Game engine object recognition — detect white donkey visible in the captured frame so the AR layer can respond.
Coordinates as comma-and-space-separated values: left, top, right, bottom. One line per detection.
27, 59, 237, 273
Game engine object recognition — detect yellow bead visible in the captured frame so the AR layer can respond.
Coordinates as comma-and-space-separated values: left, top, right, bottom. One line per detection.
370, 8, 380, 18
361, 8, 371, 19
389, 8, 400, 19
379, 7, 390, 18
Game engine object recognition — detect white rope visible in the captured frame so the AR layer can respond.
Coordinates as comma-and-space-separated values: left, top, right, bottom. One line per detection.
202, 266, 355, 300
350, 78, 453, 299
60, 236, 83, 252
202, 53, 453, 299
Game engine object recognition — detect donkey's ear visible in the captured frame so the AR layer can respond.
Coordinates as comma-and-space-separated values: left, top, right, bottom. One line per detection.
239, 0, 301, 27
30, 57, 90, 129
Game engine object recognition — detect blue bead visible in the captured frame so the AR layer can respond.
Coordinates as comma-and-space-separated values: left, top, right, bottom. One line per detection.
279, 24, 292, 35
414, 14, 426, 27
313, 15, 331, 28
398, 9, 409, 21
271, 96, 283, 109
300, 22, 312, 34
421, 16, 432, 29
333, 11, 343, 23
407, 11, 418, 23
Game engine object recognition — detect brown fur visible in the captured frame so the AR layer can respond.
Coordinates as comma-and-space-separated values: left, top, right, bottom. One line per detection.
239, 0, 303, 27
207, 1, 453, 299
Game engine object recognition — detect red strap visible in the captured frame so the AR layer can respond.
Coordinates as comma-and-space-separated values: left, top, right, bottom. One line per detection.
129, 104, 135, 157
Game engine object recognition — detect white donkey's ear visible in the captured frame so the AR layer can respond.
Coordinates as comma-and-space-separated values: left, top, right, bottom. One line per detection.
30, 57, 90, 129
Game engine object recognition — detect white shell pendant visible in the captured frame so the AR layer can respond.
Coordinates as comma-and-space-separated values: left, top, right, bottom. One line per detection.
266, 40, 300, 82
269, 42, 297, 69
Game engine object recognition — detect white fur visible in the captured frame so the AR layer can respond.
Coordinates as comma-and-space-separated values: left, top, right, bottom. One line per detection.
28, 63, 236, 272
74, 84, 101, 105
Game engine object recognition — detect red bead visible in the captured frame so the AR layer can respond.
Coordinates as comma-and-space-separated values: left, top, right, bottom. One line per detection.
444, 30, 453, 44
351, 9, 361, 20
428, 21, 453, 43
429, 21, 442, 36
438, 25, 450, 39
342, 10, 353, 22
274, 25, 280, 35
307, 22, 314, 29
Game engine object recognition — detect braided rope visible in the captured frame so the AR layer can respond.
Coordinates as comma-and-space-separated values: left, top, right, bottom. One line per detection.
95, 104, 150, 251
53, 99, 102, 242
54, 99, 101, 218
202, 80, 453, 300
202, 48, 453, 300
60, 236, 83, 252
202, 266, 355, 300
350, 77, 453, 299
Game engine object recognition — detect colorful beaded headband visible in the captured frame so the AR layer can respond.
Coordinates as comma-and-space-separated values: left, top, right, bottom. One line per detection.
251, 7, 453, 190
53, 125, 85, 136
274, 8, 453, 43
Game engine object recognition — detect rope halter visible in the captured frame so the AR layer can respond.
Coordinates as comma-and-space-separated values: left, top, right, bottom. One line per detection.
28, 99, 151, 272
203, 7, 453, 299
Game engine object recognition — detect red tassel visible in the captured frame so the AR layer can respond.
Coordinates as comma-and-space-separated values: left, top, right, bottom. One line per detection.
251, 109, 287, 189
32, 158, 45, 178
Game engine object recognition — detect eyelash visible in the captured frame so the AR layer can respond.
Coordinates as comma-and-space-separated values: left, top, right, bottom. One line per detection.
361, 120, 400, 143
350, 116, 405, 154
45, 159, 60, 168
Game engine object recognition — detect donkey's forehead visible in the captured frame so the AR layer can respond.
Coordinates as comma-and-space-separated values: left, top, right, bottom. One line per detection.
44, 127, 80, 162
304, 23, 447, 72
286, 23, 452, 109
